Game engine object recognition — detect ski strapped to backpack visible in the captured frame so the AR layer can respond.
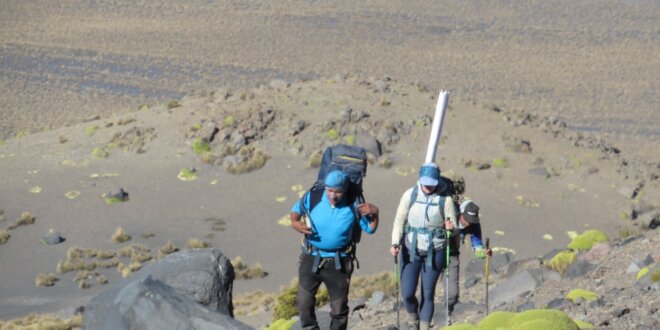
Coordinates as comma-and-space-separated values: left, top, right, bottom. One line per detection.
299, 144, 368, 272
403, 184, 448, 270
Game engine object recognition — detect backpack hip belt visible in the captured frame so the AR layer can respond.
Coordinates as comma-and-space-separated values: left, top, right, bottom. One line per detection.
404, 224, 446, 270
301, 238, 352, 272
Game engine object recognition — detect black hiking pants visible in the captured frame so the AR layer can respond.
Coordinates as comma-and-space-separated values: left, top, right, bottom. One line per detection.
297, 253, 353, 330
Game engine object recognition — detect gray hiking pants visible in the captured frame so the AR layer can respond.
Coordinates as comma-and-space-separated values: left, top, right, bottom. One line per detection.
443, 254, 460, 311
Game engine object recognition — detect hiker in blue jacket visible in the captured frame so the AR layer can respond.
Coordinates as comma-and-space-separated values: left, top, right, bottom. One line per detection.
390, 163, 458, 330
290, 170, 379, 330
445, 199, 492, 323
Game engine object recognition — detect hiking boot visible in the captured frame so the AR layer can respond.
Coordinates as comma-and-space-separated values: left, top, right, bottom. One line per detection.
420, 321, 430, 330
405, 312, 419, 330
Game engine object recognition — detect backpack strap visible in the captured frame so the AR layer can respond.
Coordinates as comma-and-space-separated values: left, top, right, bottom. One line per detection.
404, 187, 448, 269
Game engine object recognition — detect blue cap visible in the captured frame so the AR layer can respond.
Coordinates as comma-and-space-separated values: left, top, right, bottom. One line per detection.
324, 170, 349, 192
419, 163, 440, 186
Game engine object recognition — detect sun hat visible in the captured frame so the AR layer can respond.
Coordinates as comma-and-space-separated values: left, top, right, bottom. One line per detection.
418, 162, 440, 186
460, 200, 480, 224
324, 170, 349, 192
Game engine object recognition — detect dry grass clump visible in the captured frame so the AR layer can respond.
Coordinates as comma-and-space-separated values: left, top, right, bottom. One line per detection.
6, 211, 35, 230
0, 230, 9, 244
231, 257, 267, 280
116, 262, 137, 278
79, 280, 91, 289
0, 313, 82, 329
349, 271, 396, 298
233, 290, 278, 316
99, 257, 121, 268
97, 274, 108, 285
35, 273, 59, 287
73, 270, 93, 283
111, 227, 132, 243
186, 238, 210, 249
205, 217, 226, 232
66, 246, 84, 260
72, 270, 108, 288
56, 246, 87, 274
96, 250, 116, 259
118, 243, 152, 263
83, 248, 98, 258
158, 241, 178, 258
225, 146, 270, 174
307, 150, 323, 168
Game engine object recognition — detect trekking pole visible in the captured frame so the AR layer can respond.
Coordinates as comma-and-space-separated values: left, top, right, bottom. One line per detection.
445, 229, 451, 327
394, 255, 400, 330
485, 237, 490, 315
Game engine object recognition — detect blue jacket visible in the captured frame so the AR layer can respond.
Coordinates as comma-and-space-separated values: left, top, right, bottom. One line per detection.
460, 222, 484, 250
292, 191, 375, 257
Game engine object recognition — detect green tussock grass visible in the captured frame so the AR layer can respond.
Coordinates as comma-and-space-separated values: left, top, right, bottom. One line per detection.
224, 116, 234, 126
266, 318, 297, 330
492, 157, 509, 168
190, 123, 203, 132
193, 138, 211, 154
652, 270, 660, 283
568, 230, 608, 251
177, 167, 198, 181
343, 135, 355, 146
85, 125, 99, 135
545, 250, 576, 275
326, 128, 339, 140
92, 146, 109, 159
566, 289, 598, 302
636, 267, 649, 281
15, 129, 28, 138
474, 309, 580, 329
268, 271, 394, 322
272, 282, 328, 321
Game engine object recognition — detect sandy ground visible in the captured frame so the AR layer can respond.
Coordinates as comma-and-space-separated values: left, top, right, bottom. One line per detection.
0, 0, 658, 325
0, 78, 657, 323
1, 1, 659, 160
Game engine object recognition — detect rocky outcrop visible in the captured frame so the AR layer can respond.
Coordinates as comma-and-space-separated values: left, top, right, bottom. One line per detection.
84, 248, 251, 329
